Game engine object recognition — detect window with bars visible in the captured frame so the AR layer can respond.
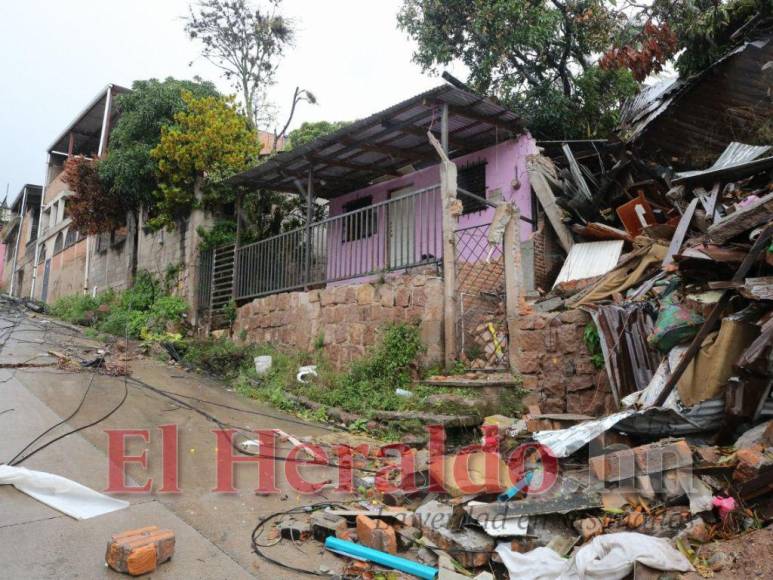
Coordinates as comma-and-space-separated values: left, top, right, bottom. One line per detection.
458, 162, 487, 215
342, 196, 376, 242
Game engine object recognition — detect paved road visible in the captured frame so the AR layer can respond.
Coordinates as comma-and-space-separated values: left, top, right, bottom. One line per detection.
0, 301, 349, 579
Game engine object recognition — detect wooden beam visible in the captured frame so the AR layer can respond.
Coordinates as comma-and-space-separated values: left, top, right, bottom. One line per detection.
503, 204, 523, 373
526, 154, 574, 253
306, 154, 399, 178
438, 103, 522, 133
343, 138, 436, 163
429, 107, 459, 370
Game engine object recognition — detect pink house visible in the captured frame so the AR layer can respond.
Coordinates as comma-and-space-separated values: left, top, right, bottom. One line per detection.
225, 82, 536, 306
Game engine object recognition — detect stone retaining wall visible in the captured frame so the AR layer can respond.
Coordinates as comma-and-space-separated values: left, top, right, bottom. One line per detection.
518, 309, 616, 416
233, 273, 444, 369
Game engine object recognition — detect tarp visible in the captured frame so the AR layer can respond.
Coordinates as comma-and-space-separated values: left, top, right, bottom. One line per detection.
497, 532, 693, 580
0, 464, 129, 520
571, 242, 668, 307
677, 318, 760, 406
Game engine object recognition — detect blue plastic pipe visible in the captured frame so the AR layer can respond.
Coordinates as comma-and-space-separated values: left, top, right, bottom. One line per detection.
324, 536, 438, 579
497, 470, 534, 502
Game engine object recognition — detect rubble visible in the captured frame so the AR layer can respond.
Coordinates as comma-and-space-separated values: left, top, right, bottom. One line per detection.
253, 128, 773, 578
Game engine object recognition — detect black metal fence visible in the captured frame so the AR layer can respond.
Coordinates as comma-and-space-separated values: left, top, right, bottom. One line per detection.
200, 185, 443, 308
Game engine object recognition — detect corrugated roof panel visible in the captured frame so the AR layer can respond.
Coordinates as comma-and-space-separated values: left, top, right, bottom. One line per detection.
553, 241, 624, 288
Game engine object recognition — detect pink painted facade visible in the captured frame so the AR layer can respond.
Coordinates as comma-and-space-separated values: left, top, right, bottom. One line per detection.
324, 134, 537, 280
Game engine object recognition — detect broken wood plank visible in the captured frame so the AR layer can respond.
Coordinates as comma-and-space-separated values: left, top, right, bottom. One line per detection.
708, 191, 773, 243
654, 224, 773, 406
663, 197, 699, 267
527, 154, 574, 252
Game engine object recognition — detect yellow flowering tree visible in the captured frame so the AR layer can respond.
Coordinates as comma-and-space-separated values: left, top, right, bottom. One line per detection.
150, 91, 257, 229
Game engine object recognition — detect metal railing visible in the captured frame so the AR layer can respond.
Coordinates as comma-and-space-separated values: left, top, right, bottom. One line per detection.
233, 185, 442, 301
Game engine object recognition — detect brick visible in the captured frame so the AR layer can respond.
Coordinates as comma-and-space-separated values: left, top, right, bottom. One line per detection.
105, 527, 175, 576
519, 352, 542, 374
355, 515, 397, 554
567, 375, 595, 392
412, 274, 426, 286
395, 287, 411, 307
589, 448, 636, 482
558, 309, 588, 324
378, 286, 395, 307
633, 440, 692, 475
412, 288, 427, 307
320, 288, 336, 306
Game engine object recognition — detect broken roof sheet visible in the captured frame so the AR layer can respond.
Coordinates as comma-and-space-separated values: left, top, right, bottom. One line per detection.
673, 141, 773, 185
552, 241, 624, 288
228, 83, 524, 199
617, 37, 772, 144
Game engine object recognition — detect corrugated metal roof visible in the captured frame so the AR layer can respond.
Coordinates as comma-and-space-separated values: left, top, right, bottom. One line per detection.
673, 141, 773, 184
552, 240, 624, 288
228, 83, 524, 198
617, 37, 772, 144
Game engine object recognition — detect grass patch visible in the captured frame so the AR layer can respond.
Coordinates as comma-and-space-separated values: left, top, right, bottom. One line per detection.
49, 270, 189, 340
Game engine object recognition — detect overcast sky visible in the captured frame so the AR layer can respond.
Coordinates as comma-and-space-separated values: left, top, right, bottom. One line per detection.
0, 0, 461, 202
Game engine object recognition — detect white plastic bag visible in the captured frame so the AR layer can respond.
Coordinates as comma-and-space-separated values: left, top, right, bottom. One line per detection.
0, 464, 129, 520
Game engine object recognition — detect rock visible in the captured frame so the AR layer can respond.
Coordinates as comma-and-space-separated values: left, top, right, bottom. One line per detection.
735, 420, 773, 449
310, 511, 348, 542
573, 517, 603, 540
415, 500, 494, 568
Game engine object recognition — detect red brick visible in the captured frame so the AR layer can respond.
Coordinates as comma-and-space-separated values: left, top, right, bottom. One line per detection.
633, 440, 692, 474
355, 515, 397, 554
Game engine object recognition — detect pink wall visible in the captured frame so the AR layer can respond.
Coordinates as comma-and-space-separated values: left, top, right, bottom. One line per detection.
324, 134, 537, 280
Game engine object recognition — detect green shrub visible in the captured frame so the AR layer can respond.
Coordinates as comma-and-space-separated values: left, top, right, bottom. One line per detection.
49, 270, 188, 340
299, 323, 425, 414
49, 293, 99, 324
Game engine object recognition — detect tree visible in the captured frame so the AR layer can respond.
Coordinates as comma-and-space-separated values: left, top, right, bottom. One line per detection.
397, 0, 642, 139
286, 120, 350, 149
185, 0, 294, 129
150, 91, 258, 229
99, 78, 219, 216
62, 156, 125, 235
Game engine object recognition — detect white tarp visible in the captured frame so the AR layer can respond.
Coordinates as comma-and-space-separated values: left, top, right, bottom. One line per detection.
0, 464, 129, 520
497, 532, 692, 580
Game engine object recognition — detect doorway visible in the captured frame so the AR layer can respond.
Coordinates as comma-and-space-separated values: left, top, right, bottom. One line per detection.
388, 186, 415, 269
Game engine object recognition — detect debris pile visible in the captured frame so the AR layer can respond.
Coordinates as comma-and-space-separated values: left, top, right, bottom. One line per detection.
257, 139, 773, 578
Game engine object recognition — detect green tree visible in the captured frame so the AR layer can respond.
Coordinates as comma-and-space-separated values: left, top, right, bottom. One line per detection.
150, 92, 258, 229
286, 120, 350, 149
397, 0, 639, 138
98, 78, 219, 216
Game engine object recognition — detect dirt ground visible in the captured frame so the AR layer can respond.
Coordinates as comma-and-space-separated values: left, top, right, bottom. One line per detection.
682, 526, 773, 579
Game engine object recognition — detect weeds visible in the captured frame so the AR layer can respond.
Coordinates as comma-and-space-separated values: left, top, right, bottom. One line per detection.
49, 271, 188, 339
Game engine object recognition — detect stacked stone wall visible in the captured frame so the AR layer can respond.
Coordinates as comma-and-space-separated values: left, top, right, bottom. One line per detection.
518, 309, 616, 415
234, 273, 444, 369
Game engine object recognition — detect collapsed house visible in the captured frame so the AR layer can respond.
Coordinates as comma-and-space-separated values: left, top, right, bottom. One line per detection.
246, 37, 773, 580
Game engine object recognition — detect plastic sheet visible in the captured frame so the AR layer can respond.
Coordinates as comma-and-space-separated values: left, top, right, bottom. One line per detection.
0, 464, 129, 520
497, 532, 692, 580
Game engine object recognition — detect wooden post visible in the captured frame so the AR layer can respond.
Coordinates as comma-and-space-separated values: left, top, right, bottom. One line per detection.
428, 106, 458, 370
503, 204, 523, 373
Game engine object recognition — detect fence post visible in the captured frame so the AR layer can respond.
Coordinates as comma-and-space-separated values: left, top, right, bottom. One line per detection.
503, 204, 523, 373
304, 168, 314, 288
428, 127, 459, 369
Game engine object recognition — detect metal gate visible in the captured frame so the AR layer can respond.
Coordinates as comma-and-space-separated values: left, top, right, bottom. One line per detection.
197, 244, 235, 327
454, 223, 507, 368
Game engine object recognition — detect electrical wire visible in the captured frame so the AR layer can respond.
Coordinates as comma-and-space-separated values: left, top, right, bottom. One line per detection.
251, 502, 344, 577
